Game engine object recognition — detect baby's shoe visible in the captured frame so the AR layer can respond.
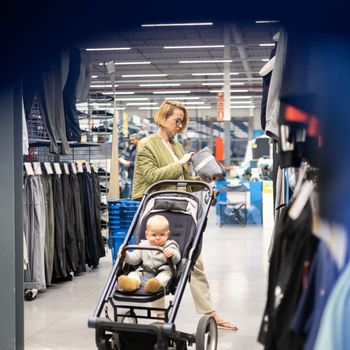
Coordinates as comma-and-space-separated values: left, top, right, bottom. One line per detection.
144, 278, 161, 293
118, 275, 140, 292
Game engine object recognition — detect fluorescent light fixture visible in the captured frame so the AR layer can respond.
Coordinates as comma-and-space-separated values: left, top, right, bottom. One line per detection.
115, 61, 151, 65
230, 101, 254, 104
164, 45, 224, 49
126, 102, 158, 106
255, 20, 280, 24
182, 102, 205, 105
164, 96, 200, 100
139, 83, 181, 87
259, 43, 275, 47
186, 106, 212, 109
103, 92, 135, 95
86, 47, 131, 51
230, 96, 253, 99
230, 105, 256, 109
121, 74, 168, 78
230, 96, 252, 99
91, 75, 98, 78
141, 22, 213, 27
138, 107, 159, 110
261, 59, 270, 62
90, 84, 118, 88
201, 82, 245, 86
179, 59, 232, 64
192, 72, 240, 76
114, 98, 149, 101
153, 91, 191, 94
209, 89, 249, 93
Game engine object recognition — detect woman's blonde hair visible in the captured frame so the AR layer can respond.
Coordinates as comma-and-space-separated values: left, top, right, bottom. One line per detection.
154, 100, 189, 132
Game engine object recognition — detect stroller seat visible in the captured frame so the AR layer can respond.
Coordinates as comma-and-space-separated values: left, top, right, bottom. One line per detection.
113, 193, 200, 303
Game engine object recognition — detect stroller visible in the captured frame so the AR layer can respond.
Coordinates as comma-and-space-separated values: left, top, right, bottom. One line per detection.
88, 180, 219, 350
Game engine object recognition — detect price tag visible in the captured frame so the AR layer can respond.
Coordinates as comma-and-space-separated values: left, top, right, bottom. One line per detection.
77, 162, 83, 173
24, 162, 34, 176
85, 162, 91, 173
33, 162, 42, 175
71, 163, 77, 174
53, 162, 62, 175
44, 162, 54, 175
63, 163, 70, 175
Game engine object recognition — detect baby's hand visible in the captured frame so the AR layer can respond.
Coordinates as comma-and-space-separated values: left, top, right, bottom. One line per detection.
163, 248, 174, 258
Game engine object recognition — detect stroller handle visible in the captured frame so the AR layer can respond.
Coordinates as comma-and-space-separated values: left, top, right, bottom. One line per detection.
121, 245, 164, 254
145, 179, 214, 196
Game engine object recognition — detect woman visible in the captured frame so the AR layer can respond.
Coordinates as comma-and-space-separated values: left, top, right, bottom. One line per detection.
132, 100, 237, 330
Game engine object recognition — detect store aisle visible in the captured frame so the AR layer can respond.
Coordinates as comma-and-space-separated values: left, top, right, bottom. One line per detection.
24, 208, 271, 350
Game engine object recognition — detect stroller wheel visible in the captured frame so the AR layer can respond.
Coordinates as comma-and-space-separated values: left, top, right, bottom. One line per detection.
195, 315, 218, 350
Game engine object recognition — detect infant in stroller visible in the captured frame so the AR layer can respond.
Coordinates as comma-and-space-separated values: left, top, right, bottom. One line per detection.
117, 215, 181, 294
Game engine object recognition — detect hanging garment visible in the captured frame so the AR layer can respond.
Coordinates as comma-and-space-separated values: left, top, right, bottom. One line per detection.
52, 174, 67, 279
258, 202, 318, 350
69, 172, 86, 273
62, 173, 79, 273
76, 49, 92, 101
63, 47, 82, 142
314, 261, 350, 350
23, 175, 46, 290
41, 173, 55, 285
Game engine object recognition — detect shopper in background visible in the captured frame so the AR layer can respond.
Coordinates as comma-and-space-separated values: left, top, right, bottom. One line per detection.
119, 133, 139, 191
131, 100, 238, 330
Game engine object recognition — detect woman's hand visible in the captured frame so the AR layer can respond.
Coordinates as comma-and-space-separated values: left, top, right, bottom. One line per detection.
179, 152, 194, 166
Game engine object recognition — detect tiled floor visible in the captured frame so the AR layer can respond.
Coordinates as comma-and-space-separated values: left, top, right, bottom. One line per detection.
24, 209, 273, 349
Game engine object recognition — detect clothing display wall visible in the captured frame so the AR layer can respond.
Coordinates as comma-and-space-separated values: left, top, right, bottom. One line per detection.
23, 166, 105, 290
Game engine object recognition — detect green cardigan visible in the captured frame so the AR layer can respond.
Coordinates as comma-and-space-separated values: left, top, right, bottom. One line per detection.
131, 134, 194, 200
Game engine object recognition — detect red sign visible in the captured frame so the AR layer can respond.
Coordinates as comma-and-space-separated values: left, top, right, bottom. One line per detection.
217, 92, 224, 121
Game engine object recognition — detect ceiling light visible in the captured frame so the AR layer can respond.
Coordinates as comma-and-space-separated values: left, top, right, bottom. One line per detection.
230, 101, 254, 104
261, 59, 270, 62
186, 106, 212, 109
139, 83, 181, 87
182, 101, 205, 105
115, 61, 151, 65
121, 74, 168, 78
259, 43, 275, 47
230, 96, 252, 99
126, 102, 158, 106
230, 105, 256, 109
164, 97, 200, 100
91, 75, 98, 78
201, 82, 245, 86
153, 91, 191, 94
164, 45, 224, 49
255, 20, 280, 24
179, 60, 232, 64
141, 22, 213, 27
138, 107, 159, 110
114, 98, 149, 101
209, 89, 249, 93
192, 72, 240, 76
86, 47, 131, 51
103, 92, 135, 95
90, 84, 118, 88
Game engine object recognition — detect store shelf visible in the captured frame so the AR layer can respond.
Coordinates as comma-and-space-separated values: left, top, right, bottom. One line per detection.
29, 139, 101, 148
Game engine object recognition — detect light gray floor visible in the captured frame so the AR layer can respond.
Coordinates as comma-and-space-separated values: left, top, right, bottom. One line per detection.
24, 209, 272, 349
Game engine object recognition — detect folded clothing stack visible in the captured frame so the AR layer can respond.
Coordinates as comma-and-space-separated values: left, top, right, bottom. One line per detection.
191, 147, 226, 181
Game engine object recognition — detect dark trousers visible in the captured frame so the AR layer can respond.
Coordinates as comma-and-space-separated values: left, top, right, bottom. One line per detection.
92, 172, 105, 258
63, 47, 82, 142
22, 53, 71, 155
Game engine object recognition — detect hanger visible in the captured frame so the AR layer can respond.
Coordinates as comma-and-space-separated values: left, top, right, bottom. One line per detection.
259, 56, 275, 77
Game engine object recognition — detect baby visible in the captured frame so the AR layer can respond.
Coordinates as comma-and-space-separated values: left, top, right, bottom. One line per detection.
117, 214, 181, 293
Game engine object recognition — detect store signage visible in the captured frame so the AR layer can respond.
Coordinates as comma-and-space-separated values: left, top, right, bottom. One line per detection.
217, 92, 224, 121
44, 162, 54, 175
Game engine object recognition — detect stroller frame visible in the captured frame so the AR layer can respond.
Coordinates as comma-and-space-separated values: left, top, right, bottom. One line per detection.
88, 180, 218, 350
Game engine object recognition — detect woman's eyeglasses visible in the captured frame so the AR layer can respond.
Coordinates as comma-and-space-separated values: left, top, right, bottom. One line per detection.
175, 118, 184, 127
